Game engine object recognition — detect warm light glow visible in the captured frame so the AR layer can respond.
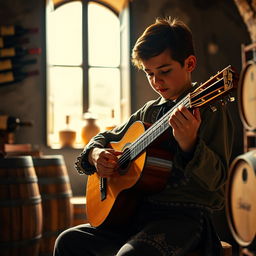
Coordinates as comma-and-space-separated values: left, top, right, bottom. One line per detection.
88, 2, 120, 66
50, 0, 129, 14
46, 1, 122, 148
47, 2, 82, 65
47, 66, 83, 147
88, 67, 120, 126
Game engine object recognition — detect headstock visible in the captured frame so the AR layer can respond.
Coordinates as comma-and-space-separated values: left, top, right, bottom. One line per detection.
189, 65, 238, 109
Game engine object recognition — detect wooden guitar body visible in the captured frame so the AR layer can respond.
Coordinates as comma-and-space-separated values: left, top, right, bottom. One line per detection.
86, 121, 173, 227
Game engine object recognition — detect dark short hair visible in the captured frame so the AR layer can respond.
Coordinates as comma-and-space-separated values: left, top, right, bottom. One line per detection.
132, 17, 195, 69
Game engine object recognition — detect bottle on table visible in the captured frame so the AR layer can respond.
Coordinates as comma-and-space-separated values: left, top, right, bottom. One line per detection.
59, 115, 76, 148
0, 115, 33, 155
81, 112, 100, 146
0, 115, 33, 132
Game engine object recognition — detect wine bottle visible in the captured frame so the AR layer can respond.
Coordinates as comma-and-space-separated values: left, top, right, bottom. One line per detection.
0, 69, 39, 85
0, 25, 38, 36
0, 58, 37, 72
0, 36, 30, 48
81, 112, 100, 146
0, 47, 41, 59
59, 115, 76, 147
0, 115, 33, 132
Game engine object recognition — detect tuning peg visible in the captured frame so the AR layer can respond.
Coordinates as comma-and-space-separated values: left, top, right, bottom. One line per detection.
220, 99, 227, 106
210, 105, 217, 112
228, 96, 235, 102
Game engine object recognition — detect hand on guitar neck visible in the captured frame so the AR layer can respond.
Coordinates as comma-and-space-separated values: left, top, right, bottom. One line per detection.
169, 105, 201, 153
89, 148, 123, 178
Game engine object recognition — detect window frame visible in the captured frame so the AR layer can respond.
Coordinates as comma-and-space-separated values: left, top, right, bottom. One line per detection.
45, 0, 131, 148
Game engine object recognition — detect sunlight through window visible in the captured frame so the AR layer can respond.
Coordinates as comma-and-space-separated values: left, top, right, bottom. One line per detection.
88, 3, 120, 67
46, 1, 129, 149
47, 2, 82, 65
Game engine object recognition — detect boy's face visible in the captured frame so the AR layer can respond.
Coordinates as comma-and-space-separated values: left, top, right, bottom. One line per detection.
142, 49, 196, 100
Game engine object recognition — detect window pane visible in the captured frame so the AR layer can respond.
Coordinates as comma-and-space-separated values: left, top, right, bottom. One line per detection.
88, 2, 120, 67
47, 66, 83, 147
88, 68, 120, 126
47, 2, 82, 65
46, 1, 128, 148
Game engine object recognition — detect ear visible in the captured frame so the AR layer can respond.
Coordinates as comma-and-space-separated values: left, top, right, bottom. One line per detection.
185, 55, 196, 72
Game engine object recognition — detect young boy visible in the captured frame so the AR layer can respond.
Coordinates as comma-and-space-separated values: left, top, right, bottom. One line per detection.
54, 17, 234, 256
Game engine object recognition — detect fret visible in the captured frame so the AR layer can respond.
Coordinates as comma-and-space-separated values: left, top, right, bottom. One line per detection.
129, 107, 175, 160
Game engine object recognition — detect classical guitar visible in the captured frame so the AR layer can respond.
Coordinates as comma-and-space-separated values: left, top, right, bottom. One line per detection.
86, 65, 238, 227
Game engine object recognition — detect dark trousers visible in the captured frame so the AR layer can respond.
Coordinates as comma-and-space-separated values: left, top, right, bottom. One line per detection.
53, 203, 221, 256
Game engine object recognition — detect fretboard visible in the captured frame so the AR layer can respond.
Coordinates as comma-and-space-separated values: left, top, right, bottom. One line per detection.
118, 65, 236, 166
129, 94, 191, 160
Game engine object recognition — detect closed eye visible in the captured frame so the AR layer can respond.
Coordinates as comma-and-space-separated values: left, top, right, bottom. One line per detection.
160, 69, 171, 75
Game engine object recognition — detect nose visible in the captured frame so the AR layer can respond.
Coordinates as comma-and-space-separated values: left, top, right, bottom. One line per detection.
153, 75, 164, 85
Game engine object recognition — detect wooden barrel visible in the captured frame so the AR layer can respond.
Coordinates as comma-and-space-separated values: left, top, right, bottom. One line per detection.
226, 150, 256, 246
32, 155, 73, 256
70, 196, 88, 226
238, 61, 256, 130
0, 156, 42, 256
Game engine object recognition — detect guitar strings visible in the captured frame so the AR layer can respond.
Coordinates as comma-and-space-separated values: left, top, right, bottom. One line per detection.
118, 68, 232, 167
117, 94, 191, 167
118, 94, 190, 165
117, 96, 189, 167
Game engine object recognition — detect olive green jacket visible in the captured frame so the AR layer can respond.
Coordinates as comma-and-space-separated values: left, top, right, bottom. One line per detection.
82, 92, 234, 210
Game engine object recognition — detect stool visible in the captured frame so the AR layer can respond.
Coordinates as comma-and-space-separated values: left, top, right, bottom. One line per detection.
187, 241, 232, 256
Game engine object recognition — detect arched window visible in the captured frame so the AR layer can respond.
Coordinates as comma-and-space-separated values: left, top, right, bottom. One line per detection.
46, 0, 130, 148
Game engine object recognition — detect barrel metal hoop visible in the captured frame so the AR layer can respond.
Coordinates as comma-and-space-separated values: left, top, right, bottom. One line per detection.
0, 176, 38, 184
32, 156, 65, 166
38, 176, 69, 185
41, 191, 72, 200
0, 234, 42, 248
0, 156, 33, 168
0, 196, 41, 206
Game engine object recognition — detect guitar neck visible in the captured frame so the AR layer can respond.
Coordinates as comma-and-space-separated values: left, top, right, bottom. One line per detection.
129, 95, 190, 160
126, 65, 236, 161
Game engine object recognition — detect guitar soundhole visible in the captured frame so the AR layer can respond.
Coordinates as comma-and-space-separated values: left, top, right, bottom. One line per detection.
118, 148, 131, 175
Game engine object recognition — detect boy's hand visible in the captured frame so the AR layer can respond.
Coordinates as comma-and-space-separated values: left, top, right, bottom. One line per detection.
89, 148, 122, 177
169, 105, 201, 152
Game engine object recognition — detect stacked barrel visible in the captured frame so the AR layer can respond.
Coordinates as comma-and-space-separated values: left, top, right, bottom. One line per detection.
226, 43, 256, 253
0, 155, 73, 256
